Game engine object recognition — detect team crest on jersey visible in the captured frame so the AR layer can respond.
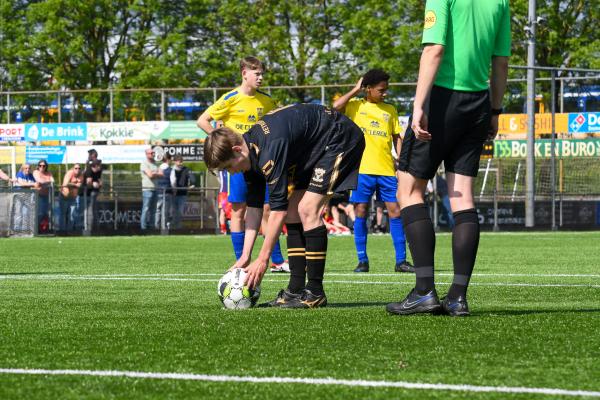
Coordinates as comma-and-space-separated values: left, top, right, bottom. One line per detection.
248, 114, 257, 122
312, 168, 326, 184
382, 113, 390, 122
424, 10, 436, 29
370, 120, 380, 128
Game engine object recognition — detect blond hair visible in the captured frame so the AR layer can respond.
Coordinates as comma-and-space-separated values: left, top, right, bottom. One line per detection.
203, 127, 243, 170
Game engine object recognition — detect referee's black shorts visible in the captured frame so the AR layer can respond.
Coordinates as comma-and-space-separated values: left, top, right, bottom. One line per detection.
398, 85, 491, 180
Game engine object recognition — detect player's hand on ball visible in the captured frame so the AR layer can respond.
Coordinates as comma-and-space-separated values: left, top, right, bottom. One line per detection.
229, 255, 250, 271
412, 108, 431, 141
244, 258, 268, 289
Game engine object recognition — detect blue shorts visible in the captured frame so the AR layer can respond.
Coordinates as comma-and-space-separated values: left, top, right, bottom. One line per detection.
350, 174, 398, 203
227, 172, 269, 204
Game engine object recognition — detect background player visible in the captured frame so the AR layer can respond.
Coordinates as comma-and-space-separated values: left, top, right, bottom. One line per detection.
197, 56, 288, 272
333, 69, 412, 274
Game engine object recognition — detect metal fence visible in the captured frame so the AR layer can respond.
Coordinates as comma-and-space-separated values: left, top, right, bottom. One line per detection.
0, 186, 219, 237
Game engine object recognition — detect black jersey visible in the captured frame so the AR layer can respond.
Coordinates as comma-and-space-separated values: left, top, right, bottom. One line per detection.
243, 103, 364, 211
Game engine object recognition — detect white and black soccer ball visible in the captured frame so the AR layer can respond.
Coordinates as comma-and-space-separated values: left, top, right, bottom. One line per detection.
217, 269, 260, 309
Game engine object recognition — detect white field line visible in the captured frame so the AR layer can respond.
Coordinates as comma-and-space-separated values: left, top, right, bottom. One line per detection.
0, 368, 599, 397
4, 272, 600, 278
2, 275, 600, 288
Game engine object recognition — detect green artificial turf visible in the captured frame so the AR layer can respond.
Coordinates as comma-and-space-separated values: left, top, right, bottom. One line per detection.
1, 232, 600, 399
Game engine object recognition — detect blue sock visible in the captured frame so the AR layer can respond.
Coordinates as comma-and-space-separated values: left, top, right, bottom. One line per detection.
231, 231, 245, 260
271, 239, 285, 264
390, 217, 407, 263
354, 217, 368, 263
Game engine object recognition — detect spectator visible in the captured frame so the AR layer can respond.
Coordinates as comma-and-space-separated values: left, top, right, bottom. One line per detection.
33, 159, 54, 232
372, 200, 386, 235
140, 147, 160, 230
0, 168, 14, 184
82, 159, 103, 232
155, 152, 172, 230
13, 163, 39, 233
218, 170, 230, 234
170, 155, 195, 229
59, 163, 83, 232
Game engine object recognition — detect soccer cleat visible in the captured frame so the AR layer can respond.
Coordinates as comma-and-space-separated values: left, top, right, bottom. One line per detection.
353, 261, 370, 273
394, 260, 415, 273
441, 295, 470, 317
270, 260, 290, 273
386, 288, 441, 315
259, 289, 302, 308
280, 289, 327, 309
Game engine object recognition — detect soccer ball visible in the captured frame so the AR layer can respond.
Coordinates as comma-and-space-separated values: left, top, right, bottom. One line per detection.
217, 269, 260, 309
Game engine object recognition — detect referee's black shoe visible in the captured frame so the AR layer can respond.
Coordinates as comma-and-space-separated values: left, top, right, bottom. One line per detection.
394, 260, 415, 273
386, 288, 441, 315
353, 261, 369, 273
441, 295, 470, 317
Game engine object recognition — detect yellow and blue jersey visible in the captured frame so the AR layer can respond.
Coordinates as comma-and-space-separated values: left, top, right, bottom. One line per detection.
344, 98, 400, 176
206, 88, 275, 134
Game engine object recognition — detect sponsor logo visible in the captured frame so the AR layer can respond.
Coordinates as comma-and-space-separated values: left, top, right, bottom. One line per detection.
248, 114, 256, 122
424, 10, 436, 29
257, 120, 270, 135
570, 113, 586, 132
27, 125, 39, 140
370, 120, 380, 128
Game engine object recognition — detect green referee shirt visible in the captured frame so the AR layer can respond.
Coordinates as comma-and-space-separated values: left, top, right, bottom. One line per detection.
422, 0, 511, 92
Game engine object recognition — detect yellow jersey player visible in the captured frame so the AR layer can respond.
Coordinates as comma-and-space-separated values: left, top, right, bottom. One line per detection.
333, 69, 412, 274
197, 56, 288, 271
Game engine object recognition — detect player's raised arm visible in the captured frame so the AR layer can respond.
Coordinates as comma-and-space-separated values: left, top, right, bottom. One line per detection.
197, 109, 215, 134
332, 77, 363, 112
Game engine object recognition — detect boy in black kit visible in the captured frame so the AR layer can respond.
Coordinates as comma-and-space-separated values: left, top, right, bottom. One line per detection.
204, 104, 365, 308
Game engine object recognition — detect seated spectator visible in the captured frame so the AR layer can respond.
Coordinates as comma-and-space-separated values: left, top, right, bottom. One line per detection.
170, 155, 195, 229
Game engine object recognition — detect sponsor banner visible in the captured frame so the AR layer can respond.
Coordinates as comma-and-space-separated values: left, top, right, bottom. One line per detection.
156, 121, 207, 140
494, 139, 600, 158
152, 144, 204, 162
64, 145, 148, 164
26, 146, 67, 164
88, 121, 169, 141
498, 113, 569, 135
0, 124, 25, 141
25, 123, 87, 141
568, 112, 600, 134
0, 146, 26, 164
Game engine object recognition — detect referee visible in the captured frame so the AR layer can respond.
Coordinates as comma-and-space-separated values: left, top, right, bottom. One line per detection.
387, 0, 511, 316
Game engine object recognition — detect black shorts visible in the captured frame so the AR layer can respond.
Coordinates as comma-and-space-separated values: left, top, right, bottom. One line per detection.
294, 117, 365, 196
398, 85, 491, 180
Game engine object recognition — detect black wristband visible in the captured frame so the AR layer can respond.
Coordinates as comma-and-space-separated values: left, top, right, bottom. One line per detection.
491, 107, 503, 116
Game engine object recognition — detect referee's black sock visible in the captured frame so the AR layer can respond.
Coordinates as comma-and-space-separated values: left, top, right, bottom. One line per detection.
448, 209, 480, 300
286, 223, 306, 294
401, 204, 436, 295
304, 225, 328, 296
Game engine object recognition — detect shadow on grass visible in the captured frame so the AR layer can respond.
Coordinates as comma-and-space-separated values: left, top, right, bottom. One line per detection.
327, 302, 390, 308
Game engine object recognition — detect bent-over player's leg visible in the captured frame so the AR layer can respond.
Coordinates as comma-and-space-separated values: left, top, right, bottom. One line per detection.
284, 190, 306, 294
297, 191, 331, 299
446, 172, 479, 303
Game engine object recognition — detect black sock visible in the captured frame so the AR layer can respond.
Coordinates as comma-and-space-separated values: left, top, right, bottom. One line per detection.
401, 204, 436, 295
304, 225, 327, 296
286, 223, 306, 294
448, 209, 480, 300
